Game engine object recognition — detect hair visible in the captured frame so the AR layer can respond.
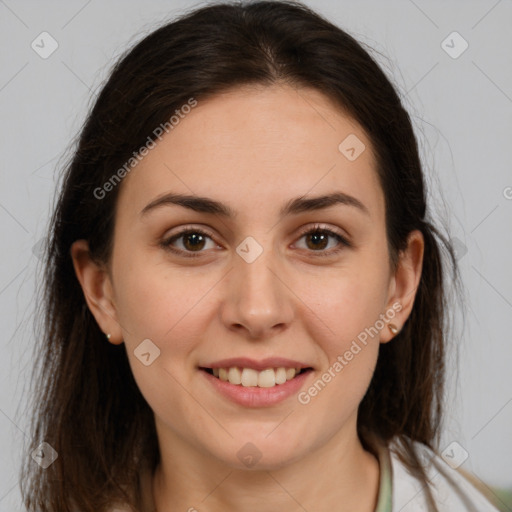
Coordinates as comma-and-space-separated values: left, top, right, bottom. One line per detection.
20, 1, 480, 511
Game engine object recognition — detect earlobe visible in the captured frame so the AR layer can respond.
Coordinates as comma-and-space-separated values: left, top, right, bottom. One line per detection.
70, 239, 123, 345
388, 323, 399, 336
380, 229, 424, 343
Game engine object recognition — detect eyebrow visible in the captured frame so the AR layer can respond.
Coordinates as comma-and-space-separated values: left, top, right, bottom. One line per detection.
139, 191, 370, 219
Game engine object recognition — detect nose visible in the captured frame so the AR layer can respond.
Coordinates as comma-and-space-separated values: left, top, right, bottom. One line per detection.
220, 244, 294, 340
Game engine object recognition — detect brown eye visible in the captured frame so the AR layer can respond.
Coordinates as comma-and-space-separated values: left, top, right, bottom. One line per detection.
295, 225, 351, 256
161, 228, 217, 257
181, 232, 207, 251
304, 231, 330, 251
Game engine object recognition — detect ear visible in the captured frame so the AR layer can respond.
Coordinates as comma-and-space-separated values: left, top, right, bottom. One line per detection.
70, 239, 124, 345
380, 229, 424, 343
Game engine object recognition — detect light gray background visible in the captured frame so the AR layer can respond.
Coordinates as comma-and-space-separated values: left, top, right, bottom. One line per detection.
1, 0, 511, 509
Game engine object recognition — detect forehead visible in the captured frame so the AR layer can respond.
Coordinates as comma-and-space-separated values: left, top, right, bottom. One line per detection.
116, 84, 384, 223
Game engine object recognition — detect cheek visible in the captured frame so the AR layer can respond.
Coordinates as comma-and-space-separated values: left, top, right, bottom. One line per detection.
112, 257, 213, 415
295, 270, 387, 420
300, 260, 391, 347
112, 244, 210, 341
292, 254, 390, 409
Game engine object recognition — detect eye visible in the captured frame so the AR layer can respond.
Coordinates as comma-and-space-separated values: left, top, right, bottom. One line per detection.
160, 224, 351, 258
294, 224, 351, 256
160, 227, 218, 257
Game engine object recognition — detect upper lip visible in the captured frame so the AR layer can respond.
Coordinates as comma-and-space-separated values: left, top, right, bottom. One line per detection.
201, 357, 313, 372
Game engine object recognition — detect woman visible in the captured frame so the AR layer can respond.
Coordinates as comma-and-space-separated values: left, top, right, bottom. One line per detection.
20, 1, 500, 511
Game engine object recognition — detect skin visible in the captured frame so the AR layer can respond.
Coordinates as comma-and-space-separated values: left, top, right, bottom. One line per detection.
71, 82, 424, 512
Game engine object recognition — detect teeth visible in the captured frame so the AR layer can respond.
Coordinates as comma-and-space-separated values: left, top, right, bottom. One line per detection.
228, 367, 242, 385
211, 366, 303, 387
286, 368, 296, 380
275, 367, 287, 385
257, 369, 275, 388
241, 368, 259, 387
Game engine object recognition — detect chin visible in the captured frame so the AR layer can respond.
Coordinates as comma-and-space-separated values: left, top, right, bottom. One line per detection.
211, 436, 309, 471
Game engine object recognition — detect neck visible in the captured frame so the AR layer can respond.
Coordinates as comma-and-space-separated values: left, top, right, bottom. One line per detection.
152, 418, 381, 512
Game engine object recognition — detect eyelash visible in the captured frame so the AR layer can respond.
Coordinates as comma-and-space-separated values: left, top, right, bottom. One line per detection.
160, 223, 351, 258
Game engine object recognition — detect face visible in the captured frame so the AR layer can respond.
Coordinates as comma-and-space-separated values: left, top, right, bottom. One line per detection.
72, 83, 423, 470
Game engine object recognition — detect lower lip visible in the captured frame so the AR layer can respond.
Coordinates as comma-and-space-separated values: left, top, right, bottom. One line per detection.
200, 368, 313, 408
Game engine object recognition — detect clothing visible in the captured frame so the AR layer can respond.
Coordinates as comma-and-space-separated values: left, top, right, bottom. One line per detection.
112, 439, 499, 512
375, 439, 500, 511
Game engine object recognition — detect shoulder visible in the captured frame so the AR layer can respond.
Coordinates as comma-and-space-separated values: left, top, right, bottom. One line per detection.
387, 438, 500, 512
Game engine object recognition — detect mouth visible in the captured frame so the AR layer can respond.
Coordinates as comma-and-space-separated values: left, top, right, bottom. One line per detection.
199, 366, 314, 388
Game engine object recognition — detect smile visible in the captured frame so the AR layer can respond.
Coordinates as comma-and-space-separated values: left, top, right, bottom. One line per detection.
201, 366, 313, 388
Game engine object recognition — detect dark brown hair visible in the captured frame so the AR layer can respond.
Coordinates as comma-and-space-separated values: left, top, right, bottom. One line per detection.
21, 1, 470, 511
